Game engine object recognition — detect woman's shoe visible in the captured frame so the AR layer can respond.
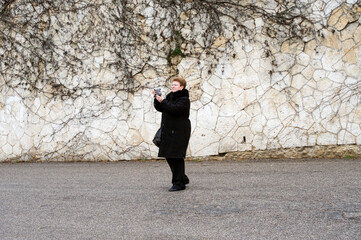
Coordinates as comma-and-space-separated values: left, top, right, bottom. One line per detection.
183, 175, 190, 185
168, 185, 186, 192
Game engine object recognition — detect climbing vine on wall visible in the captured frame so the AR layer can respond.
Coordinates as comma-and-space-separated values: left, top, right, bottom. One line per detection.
0, 0, 326, 99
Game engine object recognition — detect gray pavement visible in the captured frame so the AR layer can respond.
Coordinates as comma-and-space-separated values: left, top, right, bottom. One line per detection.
0, 159, 360, 240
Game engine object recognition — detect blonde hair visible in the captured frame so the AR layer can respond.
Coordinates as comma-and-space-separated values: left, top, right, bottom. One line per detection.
171, 77, 187, 88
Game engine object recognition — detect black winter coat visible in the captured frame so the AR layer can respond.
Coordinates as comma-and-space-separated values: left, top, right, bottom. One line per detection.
154, 89, 191, 158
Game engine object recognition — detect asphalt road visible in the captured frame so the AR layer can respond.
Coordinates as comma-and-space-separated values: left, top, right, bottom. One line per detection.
1, 159, 360, 240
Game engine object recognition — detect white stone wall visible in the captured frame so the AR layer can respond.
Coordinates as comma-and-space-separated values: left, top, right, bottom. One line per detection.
0, 0, 360, 161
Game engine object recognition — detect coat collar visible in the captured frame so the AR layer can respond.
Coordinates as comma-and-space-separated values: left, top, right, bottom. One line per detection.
170, 88, 189, 100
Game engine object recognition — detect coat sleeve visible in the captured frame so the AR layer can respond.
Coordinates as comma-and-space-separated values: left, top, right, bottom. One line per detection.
154, 98, 163, 112
160, 97, 190, 116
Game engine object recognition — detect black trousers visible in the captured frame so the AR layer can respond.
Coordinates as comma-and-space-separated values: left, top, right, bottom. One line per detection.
166, 158, 189, 187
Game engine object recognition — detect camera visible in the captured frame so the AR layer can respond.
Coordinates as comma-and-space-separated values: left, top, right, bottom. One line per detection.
154, 88, 162, 96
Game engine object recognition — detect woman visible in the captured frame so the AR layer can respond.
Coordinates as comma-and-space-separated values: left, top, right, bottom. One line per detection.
153, 77, 191, 192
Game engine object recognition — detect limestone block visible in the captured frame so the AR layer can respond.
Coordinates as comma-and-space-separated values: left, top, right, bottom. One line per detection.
354, 25, 361, 43
307, 79, 317, 89
250, 114, 267, 134
126, 129, 143, 146
91, 118, 117, 133
304, 40, 316, 56
114, 120, 129, 140
351, 104, 361, 120
39, 140, 56, 156
324, 1, 341, 16
220, 99, 240, 117
189, 128, 220, 156
357, 134, 361, 145
321, 117, 341, 134
317, 77, 333, 91
201, 81, 216, 96
260, 98, 278, 120
237, 143, 252, 152
328, 71, 346, 83
2, 144, 13, 155
213, 84, 233, 104
102, 69, 117, 85
340, 22, 358, 41
268, 38, 281, 55
302, 65, 315, 80
233, 40, 247, 56
338, 130, 356, 144
139, 121, 158, 144
343, 45, 359, 64
230, 84, 244, 99
338, 102, 356, 117
255, 17, 264, 29
144, 110, 156, 124
200, 92, 212, 105
291, 74, 308, 90
264, 119, 283, 138
263, 88, 282, 104
344, 63, 361, 78
297, 52, 311, 66
273, 53, 295, 72
277, 102, 296, 122
179, 11, 189, 21
179, 58, 197, 70
234, 89, 256, 112
313, 69, 327, 81
212, 36, 227, 48
214, 61, 235, 79
317, 132, 337, 145
320, 105, 333, 119
308, 134, 317, 146
33, 98, 41, 110
267, 137, 282, 150
233, 66, 259, 89
40, 125, 53, 138
132, 95, 144, 109
322, 48, 343, 71
348, 5, 361, 22
245, 102, 261, 118
328, 5, 348, 31
244, 42, 253, 53
303, 96, 317, 112
189, 100, 202, 112
215, 116, 236, 137
291, 111, 314, 130
219, 137, 237, 153
320, 29, 342, 49
252, 135, 267, 150
344, 39, 356, 60
29, 114, 40, 124
233, 126, 253, 145
289, 64, 305, 76
270, 72, 286, 88
281, 38, 304, 54
197, 102, 218, 130
128, 109, 144, 129
301, 83, 315, 98
235, 110, 252, 127
0, 122, 9, 136
311, 59, 323, 69
12, 142, 22, 156
208, 75, 222, 89
0, 134, 7, 148
279, 127, 308, 148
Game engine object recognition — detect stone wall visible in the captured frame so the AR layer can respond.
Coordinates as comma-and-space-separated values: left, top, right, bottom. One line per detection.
0, 0, 360, 161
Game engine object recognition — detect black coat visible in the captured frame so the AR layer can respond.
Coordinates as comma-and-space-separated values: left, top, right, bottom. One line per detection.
154, 89, 191, 158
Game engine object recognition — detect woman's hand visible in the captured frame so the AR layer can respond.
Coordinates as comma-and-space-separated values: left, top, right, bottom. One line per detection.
155, 95, 164, 103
